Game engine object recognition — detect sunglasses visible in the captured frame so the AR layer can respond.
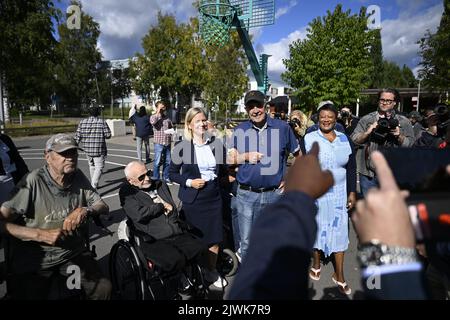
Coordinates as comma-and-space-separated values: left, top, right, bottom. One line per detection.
245, 104, 264, 110
137, 171, 148, 182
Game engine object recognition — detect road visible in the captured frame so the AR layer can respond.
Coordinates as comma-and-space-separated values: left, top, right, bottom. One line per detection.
1, 132, 363, 300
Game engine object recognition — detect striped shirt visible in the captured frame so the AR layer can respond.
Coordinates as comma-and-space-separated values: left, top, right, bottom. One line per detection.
150, 113, 172, 146
75, 116, 111, 157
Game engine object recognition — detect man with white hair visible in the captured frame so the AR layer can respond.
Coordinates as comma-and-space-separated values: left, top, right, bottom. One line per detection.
119, 161, 204, 273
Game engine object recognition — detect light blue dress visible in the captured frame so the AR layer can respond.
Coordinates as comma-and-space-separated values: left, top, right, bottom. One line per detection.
304, 130, 352, 257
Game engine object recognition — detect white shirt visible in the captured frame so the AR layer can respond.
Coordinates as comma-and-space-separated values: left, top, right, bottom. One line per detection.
186, 140, 217, 187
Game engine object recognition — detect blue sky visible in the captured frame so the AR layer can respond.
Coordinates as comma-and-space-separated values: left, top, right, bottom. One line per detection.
56, 0, 444, 86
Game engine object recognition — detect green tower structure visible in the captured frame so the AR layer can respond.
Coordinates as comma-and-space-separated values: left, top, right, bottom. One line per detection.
199, 0, 275, 94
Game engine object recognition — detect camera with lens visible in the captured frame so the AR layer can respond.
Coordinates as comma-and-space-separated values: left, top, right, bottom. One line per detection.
289, 117, 301, 129
434, 104, 449, 136
340, 110, 351, 120
370, 117, 399, 144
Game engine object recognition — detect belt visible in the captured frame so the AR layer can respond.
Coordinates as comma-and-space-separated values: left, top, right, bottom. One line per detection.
239, 184, 278, 193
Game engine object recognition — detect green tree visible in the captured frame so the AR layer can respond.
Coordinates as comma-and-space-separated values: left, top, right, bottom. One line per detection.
54, 0, 102, 110
379, 61, 416, 88
401, 64, 417, 87
111, 65, 132, 118
418, 0, 450, 92
203, 31, 249, 119
130, 14, 204, 106
0, 0, 58, 109
369, 29, 384, 88
282, 5, 375, 110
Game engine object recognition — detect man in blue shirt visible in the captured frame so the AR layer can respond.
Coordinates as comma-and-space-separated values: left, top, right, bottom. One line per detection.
228, 90, 300, 260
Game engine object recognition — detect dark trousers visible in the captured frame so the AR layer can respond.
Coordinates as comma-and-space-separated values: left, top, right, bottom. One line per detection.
140, 233, 205, 273
8, 251, 111, 300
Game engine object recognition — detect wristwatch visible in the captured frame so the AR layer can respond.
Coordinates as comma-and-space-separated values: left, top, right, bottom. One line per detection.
357, 239, 418, 268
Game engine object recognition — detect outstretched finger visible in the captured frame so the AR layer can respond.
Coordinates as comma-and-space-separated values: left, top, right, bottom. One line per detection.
308, 142, 320, 157
371, 151, 399, 191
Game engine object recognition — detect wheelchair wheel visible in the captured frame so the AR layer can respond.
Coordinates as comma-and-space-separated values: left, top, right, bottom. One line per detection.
109, 240, 147, 300
184, 263, 208, 299
217, 248, 239, 277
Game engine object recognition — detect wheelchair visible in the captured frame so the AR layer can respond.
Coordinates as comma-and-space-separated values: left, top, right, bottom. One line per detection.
109, 219, 208, 300
0, 225, 99, 300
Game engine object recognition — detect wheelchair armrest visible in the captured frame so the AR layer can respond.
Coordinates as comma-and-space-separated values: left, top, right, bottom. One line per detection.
125, 219, 156, 243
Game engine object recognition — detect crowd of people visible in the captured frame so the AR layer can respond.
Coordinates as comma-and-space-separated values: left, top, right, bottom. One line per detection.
0, 88, 449, 300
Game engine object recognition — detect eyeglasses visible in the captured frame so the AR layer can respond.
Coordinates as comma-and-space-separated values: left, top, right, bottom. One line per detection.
137, 171, 148, 182
379, 99, 395, 105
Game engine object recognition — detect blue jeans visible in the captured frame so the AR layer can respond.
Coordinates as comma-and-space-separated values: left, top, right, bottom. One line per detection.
152, 143, 171, 181
235, 187, 282, 260
359, 174, 379, 197
230, 196, 240, 252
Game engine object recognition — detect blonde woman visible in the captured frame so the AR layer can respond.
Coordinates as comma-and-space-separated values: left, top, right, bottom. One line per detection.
169, 107, 228, 288
289, 109, 314, 139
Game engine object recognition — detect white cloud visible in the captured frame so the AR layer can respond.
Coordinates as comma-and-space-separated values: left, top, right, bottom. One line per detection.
79, 0, 197, 60
381, 3, 443, 67
259, 27, 308, 83
275, 0, 298, 20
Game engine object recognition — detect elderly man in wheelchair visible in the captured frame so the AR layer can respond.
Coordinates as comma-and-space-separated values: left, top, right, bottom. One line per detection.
110, 161, 207, 300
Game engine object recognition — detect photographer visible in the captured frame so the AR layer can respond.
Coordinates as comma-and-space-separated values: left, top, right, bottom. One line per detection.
414, 104, 449, 149
350, 88, 414, 196
338, 106, 359, 136
288, 110, 314, 143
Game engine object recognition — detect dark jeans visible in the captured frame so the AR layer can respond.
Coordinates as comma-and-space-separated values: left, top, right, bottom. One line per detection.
8, 251, 111, 300
359, 174, 379, 197
139, 233, 205, 274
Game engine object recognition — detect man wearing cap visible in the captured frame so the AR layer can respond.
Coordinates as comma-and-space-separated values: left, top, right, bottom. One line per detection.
0, 133, 111, 299
227, 90, 300, 260
75, 106, 111, 190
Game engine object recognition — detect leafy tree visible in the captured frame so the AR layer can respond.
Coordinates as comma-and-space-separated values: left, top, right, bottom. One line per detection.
368, 29, 384, 88
130, 13, 204, 106
418, 0, 450, 92
54, 0, 102, 110
401, 64, 417, 88
0, 0, 58, 110
282, 5, 375, 110
202, 31, 249, 119
379, 61, 416, 88
111, 64, 132, 118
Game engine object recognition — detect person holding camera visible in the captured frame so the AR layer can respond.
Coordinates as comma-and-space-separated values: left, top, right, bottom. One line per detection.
150, 101, 173, 184
289, 110, 314, 144
338, 106, 359, 136
350, 88, 414, 196
414, 104, 450, 149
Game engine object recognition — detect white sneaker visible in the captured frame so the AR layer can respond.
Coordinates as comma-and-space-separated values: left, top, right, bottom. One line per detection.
212, 276, 228, 289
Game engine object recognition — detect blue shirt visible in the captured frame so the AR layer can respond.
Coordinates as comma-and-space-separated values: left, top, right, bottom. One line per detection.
232, 116, 299, 188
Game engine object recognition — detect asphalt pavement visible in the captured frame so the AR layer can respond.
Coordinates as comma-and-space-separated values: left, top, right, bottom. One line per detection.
0, 130, 363, 300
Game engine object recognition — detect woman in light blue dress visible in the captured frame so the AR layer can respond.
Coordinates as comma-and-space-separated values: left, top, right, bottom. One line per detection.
304, 102, 356, 295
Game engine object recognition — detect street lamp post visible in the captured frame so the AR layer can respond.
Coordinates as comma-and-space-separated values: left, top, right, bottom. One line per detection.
417, 79, 422, 111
